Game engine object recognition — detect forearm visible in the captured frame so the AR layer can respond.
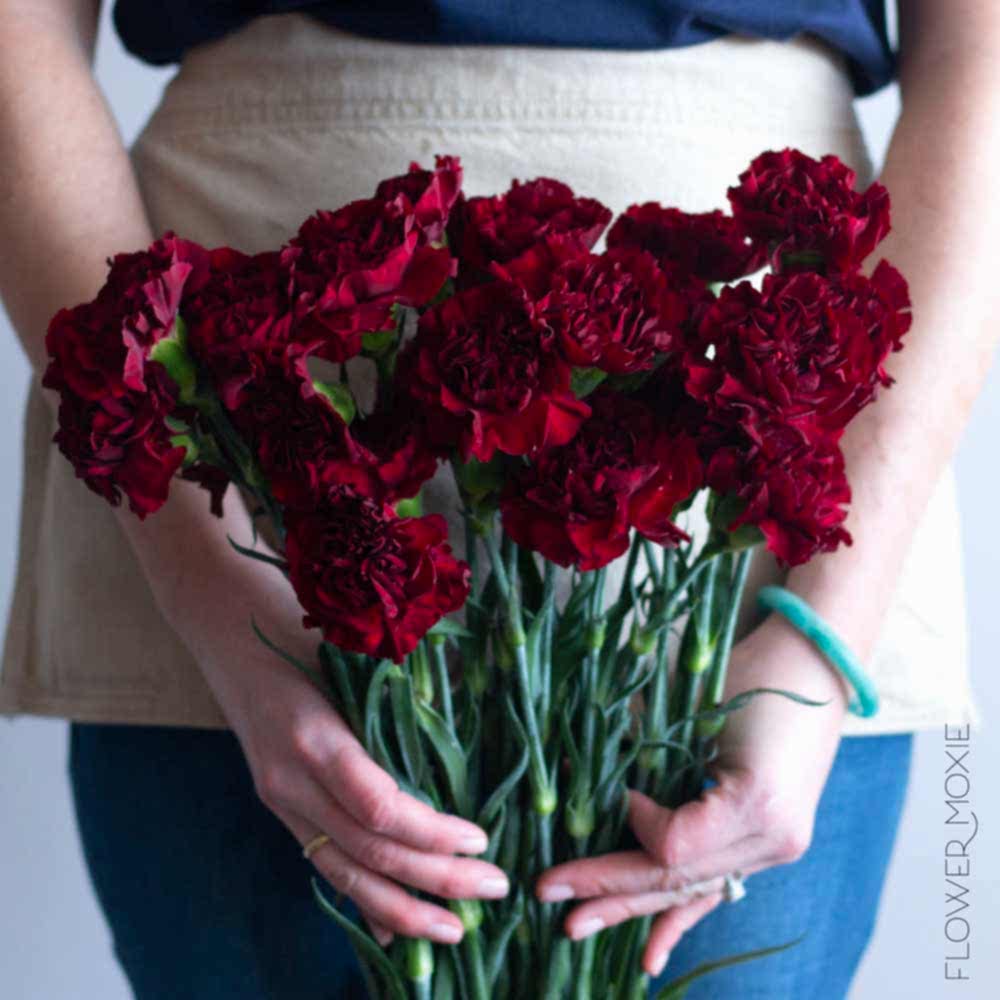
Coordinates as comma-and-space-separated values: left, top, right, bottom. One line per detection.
785, 17, 1000, 659
0, 3, 267, 655
0, 1, 153, 375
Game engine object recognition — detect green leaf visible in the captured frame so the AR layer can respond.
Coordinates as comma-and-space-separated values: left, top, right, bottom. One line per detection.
227, 534, 288, 572
427, 617, 475, 641
653, 936, 804, 999
310, 879, 408, 1000
477, 741, 529, 830
364, 660, 401, 773
570, 366, 608, 399
413, 699, 471, 816
388, 668, 427, 790
250, 617, 328, 694
312, 380, 356, 424
485, 889, 526, 988
361, 326, 398, 357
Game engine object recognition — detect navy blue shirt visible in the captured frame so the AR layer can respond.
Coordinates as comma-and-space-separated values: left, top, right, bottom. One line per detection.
113, 1, 895, 96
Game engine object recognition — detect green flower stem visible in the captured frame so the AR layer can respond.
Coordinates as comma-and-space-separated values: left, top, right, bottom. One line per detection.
697, 548, 754, 740
451, 899, 490, 1000
405, 939, 433, 1000
573, 936, 597, 1000
429, 636, 454, 731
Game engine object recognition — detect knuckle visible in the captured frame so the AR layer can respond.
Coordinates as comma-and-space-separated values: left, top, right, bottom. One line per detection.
358, 787, 398, 835
254, 765, 286, 807
290, 717, 330, 768
775, 823, 812, 863
321, 854, 361, 899
365, 838, 401, 875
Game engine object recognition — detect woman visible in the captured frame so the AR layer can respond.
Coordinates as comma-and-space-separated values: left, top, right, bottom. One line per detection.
0, 1, 993, 997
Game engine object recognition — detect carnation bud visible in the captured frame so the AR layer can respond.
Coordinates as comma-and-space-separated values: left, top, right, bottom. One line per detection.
405, 939, 434, 983
451, 899, 483, 933
566, 797, 595, 839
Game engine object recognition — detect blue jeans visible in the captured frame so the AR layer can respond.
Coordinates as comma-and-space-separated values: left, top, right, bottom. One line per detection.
68, 723, 912, 999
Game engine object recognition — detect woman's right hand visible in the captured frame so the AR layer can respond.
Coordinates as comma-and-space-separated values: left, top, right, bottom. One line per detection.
147, 482, 509, 948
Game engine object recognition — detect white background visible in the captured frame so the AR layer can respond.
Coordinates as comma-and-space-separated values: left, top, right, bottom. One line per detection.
0, 5, 996, 998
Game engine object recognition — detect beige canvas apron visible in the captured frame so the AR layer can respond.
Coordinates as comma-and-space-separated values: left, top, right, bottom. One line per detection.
0, 13, 982, 736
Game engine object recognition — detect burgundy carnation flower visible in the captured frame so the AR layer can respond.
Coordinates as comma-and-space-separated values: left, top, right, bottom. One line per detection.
450, 177, 611, 285
42, 234, 208, 518
183, 247, 296, 409
397, 281, 591, 461
374, 154, 463, 243
51, 365, 187, 518
727, 148, 890, 274
500, 391, 701, 571
606, 204, 766, 283
44, 233, 207, 401
281, 195, 454, 363
232, 363, 438, 509
706, 425, 852, 566
687, 262, 910, 440
285, 486, 470, 662
535, 248, 691, 375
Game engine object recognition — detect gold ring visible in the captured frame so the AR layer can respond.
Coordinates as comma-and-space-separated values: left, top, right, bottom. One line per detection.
302, 833, 331, 860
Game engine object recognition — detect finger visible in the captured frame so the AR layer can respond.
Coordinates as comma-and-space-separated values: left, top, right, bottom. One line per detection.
296, 777, 509, 900
282, 809, 466, 944
643, 892, 725, 977
562, 878, 726, 940
319, 739, 489, 855
362, 911, 394, 948
536, 839, 756, 902
628, 786, 754, 873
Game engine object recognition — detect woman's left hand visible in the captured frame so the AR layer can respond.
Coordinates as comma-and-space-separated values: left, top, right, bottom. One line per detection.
534, 612, 852, 977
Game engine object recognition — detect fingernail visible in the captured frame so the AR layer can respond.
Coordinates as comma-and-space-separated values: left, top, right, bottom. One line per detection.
478, 876, 510, 897
652, 949, 671, 977
374, 929, 392, 948
572, 917, 604, 940
459, 833, 489, 854
539, 883, 574, 903
429, 921, 464, 944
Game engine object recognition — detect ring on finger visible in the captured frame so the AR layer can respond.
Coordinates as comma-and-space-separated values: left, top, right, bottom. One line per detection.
302, 832, 331, 860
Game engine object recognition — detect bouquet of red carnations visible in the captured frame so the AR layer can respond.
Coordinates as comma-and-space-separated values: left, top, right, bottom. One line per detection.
43, 149, 908, 999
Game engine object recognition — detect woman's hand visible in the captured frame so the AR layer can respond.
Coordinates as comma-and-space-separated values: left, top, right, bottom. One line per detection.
136, 481, 509, 949
535, 613, 850, 976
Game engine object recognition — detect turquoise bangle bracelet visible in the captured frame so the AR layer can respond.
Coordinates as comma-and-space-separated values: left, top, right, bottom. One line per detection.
756, 585, 880, 719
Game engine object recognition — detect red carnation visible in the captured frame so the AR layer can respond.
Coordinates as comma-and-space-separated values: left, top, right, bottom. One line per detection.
51, 365, 187, 518
281, 195, 454, 363
183, 247, 295, 410
500, 391, 701, 571
706, 425, 851, 566
535, 248, 691, 375
606, 204, 766, 282
232, 363, 438, 509
397, 281, 590, 461
450, 177, 611, 285
687, 263, 910, 440
44, 233, 207, 401
284, 487, 470, 662
374, 155, 463, 243
727, 148, 890, 274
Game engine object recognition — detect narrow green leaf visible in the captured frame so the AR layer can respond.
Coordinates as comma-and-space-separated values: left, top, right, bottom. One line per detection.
364, 660, 400, 773
310, 878, 408, 1000
227, 534, 288, 573
485, 889, 526, 988
413, 699, 470, 816
477, 742, 529, 830
388, 668, 427, 789
653, 936, 804, 999
250, 617, 327, 694
427, 617, 475, 640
